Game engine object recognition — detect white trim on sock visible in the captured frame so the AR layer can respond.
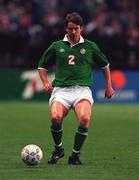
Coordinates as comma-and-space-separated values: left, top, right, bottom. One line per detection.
51, 128, 63, 132
72, 149, 80, 153
76, 130, 88, 136
55, 142, 62, 147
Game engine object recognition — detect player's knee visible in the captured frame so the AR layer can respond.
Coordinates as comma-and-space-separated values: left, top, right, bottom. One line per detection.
79, 115, 90, 127
51, 112, 63, 123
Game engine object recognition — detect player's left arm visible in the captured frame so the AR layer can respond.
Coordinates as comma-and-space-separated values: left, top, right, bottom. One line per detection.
102, 65, 115, 99
92, 42, 115, 98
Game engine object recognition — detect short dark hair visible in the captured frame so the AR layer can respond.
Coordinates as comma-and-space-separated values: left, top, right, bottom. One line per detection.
65, 12, 83, 27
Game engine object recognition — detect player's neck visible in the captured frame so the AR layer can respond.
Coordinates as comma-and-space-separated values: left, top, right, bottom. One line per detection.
67, 36, 80, 45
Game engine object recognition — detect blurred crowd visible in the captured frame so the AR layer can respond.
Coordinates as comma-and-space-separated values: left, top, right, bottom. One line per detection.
0, 0, 139, 69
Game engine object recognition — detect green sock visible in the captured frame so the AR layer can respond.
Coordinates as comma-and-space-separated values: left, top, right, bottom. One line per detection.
72, 126, 88, 155
51, 122, 63, 148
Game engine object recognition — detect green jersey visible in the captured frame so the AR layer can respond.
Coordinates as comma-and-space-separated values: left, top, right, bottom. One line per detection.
38, 35, 109, 87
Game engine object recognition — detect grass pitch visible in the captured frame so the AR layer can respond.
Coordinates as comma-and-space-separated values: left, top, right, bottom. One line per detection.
0, 102, 139, 180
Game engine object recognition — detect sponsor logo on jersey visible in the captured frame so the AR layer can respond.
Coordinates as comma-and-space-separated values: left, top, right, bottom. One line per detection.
59, 48, 65, 52
80, 48, 86, 54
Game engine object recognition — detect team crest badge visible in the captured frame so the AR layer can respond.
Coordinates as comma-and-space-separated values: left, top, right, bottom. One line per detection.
80, 48, 86, 54
60, 48, 65, 52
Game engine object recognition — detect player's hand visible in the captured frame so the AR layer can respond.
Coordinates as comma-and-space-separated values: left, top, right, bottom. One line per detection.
105, 87, 115, 99
43, 82, 53, 93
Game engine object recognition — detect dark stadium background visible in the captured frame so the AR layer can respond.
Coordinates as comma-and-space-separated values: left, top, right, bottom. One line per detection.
0, 0, 139, 69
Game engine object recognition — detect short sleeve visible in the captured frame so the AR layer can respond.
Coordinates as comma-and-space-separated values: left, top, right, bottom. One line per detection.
93, 43, 109, 68
38, 43, 56, 69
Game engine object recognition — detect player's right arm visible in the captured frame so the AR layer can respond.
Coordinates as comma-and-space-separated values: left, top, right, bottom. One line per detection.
38, 43, 56, 93
38, 68, 53, 93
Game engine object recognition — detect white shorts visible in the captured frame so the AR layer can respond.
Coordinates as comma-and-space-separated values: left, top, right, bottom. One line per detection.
49, 86, 94, 109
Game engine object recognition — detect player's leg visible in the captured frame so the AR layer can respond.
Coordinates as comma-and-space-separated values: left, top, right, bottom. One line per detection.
69, 99, 92, 165
50, 102, 68, 149
48, 102, 69, 164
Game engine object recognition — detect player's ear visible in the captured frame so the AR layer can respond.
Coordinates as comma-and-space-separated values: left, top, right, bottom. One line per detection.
65, 27, 68, 33
80, 26, 83, 32
65, 25, 68, 33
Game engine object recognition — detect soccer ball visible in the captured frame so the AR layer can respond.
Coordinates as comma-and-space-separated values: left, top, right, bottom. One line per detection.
21, 144, 43, 166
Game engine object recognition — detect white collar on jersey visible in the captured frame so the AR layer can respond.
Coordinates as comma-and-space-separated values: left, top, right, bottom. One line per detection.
63, 34, 84, 46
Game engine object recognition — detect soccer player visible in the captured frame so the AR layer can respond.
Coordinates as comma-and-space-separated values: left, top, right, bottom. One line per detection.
38, 12, 115, 165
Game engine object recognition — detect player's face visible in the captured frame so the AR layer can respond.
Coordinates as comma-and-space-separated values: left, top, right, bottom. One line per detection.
66, 22, 83, 43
